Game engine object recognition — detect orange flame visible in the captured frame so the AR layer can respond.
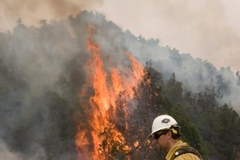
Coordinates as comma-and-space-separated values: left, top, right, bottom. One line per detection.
75, 27, 144, 159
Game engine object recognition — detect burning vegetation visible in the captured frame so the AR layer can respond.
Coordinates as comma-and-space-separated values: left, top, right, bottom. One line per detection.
0, 11, 240, 160
75, 26, 145, 159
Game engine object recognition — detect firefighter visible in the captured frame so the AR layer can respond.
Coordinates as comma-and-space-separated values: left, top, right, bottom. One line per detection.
150, 114, 202, 160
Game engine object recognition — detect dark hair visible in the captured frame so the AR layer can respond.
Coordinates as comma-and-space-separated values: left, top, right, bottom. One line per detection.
153, 129, 169, 140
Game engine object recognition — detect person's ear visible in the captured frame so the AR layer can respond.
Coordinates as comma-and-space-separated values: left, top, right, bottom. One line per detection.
166, 130, 172, 139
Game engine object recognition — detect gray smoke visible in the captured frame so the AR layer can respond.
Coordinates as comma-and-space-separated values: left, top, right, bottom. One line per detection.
125, 38, 240, 112
0, 0, 103, 32
0, 13, 86, 159
113, 25, 240, 113
0, 138, 23, 160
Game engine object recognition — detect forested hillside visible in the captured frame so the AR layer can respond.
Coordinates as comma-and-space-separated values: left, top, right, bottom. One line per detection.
132, 64, 240, 159
0, 11, 239, 160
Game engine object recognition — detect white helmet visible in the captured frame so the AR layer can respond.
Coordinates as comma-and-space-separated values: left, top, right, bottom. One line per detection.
150, 114, 178, 136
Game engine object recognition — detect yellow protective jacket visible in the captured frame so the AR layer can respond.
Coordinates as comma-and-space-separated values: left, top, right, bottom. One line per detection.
165, 140, 201, 160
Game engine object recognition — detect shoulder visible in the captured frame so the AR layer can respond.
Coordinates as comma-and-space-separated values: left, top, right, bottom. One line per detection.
166, 140, 202, 160
171, 146, 202, 160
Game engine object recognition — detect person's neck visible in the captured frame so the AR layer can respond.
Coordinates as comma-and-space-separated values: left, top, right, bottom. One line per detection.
167, 139, 179, 152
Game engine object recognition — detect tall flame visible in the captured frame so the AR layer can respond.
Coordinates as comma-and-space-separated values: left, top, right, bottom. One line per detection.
75, 27, 144, 159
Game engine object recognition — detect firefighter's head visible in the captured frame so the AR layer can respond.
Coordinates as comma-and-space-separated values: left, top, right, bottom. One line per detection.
150, 115, 181, 149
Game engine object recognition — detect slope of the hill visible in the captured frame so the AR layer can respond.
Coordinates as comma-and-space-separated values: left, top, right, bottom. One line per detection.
0, 11, 239, 160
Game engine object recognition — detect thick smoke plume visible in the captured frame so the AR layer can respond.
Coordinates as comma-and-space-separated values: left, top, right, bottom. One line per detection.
0, 11, 240, 159
0, 0, 102, 32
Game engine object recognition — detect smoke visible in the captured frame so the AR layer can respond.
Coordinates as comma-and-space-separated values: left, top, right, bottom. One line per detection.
96, 0, 240, 72
0, 138, 23, 160
2, 0, 240, 71
123, 30, 240, 113
0, 12, 88, 159
0, 0, 103, 32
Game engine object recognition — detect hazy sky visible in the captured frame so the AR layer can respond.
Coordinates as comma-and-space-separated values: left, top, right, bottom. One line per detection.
1, 0, 240, 72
